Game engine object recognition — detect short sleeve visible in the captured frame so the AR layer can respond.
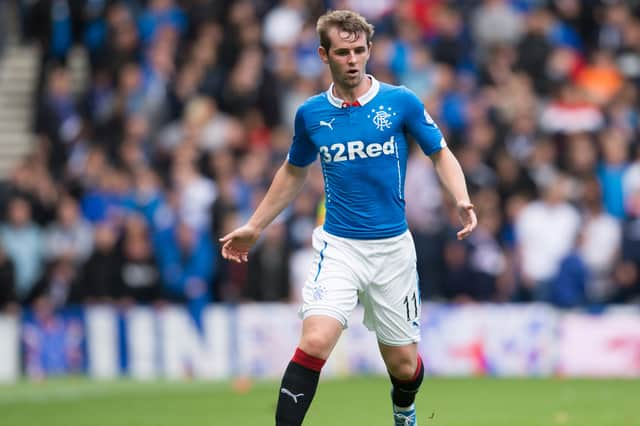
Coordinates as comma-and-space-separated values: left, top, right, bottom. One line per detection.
287, 107, 317, 167
402, 88, 446, 156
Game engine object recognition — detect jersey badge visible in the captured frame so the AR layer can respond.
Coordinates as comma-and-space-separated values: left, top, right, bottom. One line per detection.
368, 105, 396, 131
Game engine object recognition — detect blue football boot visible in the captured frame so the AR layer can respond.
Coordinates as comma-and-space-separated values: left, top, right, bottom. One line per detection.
393, 402, 417, 426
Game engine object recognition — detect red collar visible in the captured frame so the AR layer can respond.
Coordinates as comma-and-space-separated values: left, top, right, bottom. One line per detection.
341, 100, 361, 108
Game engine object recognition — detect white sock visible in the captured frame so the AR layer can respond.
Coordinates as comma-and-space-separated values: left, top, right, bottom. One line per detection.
394, 403, 415, 412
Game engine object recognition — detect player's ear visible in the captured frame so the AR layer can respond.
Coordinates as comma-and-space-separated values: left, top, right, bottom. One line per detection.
318, 46, 329, 64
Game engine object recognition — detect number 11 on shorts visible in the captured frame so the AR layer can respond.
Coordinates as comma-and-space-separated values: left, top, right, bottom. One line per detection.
403, 291, 418, 321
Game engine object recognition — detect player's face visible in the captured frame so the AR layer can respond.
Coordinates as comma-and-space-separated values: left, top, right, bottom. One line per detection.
319, 27, 371, 91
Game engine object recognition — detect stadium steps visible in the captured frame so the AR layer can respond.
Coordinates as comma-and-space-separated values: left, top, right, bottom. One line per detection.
0, 43, 88, 179
0, 42, 38, 177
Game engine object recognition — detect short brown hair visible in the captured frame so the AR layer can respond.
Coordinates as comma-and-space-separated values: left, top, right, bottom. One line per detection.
316, 10, 375, 51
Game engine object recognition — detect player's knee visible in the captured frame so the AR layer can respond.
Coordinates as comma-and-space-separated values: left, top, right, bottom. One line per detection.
387, 357, 418, 380
299, 333, 333, 359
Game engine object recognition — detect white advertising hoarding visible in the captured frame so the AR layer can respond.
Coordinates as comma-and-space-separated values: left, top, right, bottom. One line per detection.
0, 315, 19, 383
2, 304, 640, 382
559, 311, 640, 377
421, 304, 558, 376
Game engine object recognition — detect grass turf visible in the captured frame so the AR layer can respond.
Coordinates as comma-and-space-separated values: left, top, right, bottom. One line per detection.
1, 376, 639, 425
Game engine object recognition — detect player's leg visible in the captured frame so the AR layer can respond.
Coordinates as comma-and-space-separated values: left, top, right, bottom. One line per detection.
360, 230, 422, 424
380, 342, 423, 425
276, 227, 361, 425
275, 315, 343, 426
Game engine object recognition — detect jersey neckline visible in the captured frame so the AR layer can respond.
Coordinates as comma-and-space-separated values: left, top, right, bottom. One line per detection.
326, 75, 380, 109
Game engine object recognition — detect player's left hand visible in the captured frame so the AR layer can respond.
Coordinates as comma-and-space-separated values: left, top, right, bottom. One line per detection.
456, 201, 477, 240
219, 224, 261, 263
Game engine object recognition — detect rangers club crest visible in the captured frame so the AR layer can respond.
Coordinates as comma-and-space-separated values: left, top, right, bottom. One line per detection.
368, 105, 396, 131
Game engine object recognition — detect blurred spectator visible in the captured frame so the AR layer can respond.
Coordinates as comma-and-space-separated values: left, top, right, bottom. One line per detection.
610, 188, 640, 303
0, 197, 45, 303
575, 49, 623, 106
171, 144, 217, 231
35, 66, 82, 178
456, 144, 497, 192
138, 0, 186, 46
286, 190, 318, 251
212, 208, 246, 302
431, 65, 468, 138
471, 0, 523, 62
26, 259, 83, 309
77, 222, 119, 302
140, 36, 175, 128
233, 150, 270, 223
564, 132, 597, 180
114, 214, 162, 305
515, 8, 553, 94
158, 96, 243, 155
262, 0, 306, 49
615, 15, 640, 83
92, 3, 141, 77
330, 0, 394, 22
514, 174, 580, 301
466, 190, 506, 302
115, 62, 151, 120
502, 112, 537, 165
579, 177, 622, 303
596, 2, 630, 52
526, 137, 558, 190
245, 221, 290, 302
30, 0, 75, 63
597, 128, 629, 219
44, 194, 94, 265
218, 45, 281, 128
493, 150, 537, 207
441, 234, 475, 303
539, 82, 604, 134
547, 0, 596, 50
117, 115, 152, 172
155, 221, 215, 325
548, 231, 588, 308
125, 167, 165, 224
80, 167, 130, 225
4, 155, 59, 226
431, 6, 470, 70
606, 83, 639, 140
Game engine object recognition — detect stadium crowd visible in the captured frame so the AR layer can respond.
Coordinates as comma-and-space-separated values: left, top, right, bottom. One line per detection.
1, 0, 640, 319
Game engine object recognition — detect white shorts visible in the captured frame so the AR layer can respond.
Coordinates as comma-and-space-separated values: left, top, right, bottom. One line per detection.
300, 226, 421, 346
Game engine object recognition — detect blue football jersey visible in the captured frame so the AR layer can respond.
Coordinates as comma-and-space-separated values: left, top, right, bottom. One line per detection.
287, 76, 446, 239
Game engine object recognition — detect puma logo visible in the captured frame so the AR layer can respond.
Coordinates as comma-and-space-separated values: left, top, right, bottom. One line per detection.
281, 388, 304, 404
319, 118, 335, 130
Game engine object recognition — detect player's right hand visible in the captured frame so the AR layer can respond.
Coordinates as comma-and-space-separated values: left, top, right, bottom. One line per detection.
219, 224, 261, 263
455, 200, 477, 240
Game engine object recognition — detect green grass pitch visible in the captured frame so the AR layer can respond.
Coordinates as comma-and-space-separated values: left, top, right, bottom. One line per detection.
1, 376, 639, 425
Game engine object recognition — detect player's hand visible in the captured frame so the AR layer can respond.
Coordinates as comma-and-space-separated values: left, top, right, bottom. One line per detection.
456, 201, 477, 240
219, 224, 261, 263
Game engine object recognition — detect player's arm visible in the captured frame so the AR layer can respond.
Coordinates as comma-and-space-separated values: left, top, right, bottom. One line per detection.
430, 147, 477, 240
401, 87, 477, 240
220, 161, 309, 263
